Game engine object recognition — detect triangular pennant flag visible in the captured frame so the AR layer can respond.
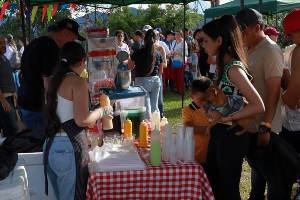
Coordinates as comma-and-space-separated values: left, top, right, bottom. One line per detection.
25, 6, 32, 22
42, 4, 48, 22
0, 2, 9, 20
51, 4, 58, 17
47, 4, 53, 21
31, 6, 38, 22
10, 4, 17, 19
60, 4, 68, 10
70, 3, 77, 13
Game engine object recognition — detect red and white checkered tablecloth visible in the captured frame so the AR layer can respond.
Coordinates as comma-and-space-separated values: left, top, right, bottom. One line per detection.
86, 144, 215, 200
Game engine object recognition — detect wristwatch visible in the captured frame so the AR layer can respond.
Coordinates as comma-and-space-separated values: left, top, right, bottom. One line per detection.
259, 122, 271, 133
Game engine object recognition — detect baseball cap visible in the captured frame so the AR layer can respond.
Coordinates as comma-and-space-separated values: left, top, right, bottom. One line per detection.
56, 18, 85, 41
235, 8, 264, 30
156, 28, 162, 32
143, 25, 153, 32
283, 8, 300, 36
165, 30, 175, 36
264, 26, 280, 36
134, 30, 144, 37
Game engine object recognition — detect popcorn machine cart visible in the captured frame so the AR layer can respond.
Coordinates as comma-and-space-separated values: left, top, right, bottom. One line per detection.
86, 28, 147, 133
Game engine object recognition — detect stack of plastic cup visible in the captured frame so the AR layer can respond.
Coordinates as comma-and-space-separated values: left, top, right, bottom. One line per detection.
176, 125, 184, 160
183, 127, 194, 161
168, 134, 177, 164
162, 124, 172, 161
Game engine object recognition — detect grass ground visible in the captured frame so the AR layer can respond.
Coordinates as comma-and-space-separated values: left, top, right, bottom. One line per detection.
163, 89, 297, 200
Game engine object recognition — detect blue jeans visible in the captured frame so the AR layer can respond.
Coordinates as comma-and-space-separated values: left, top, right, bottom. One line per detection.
135, 76, 160, 119
44, 136, 76, 200
20, 109, 45, 129
12, 71, 20, 91
0, 96, 18, 137
158, 75, 164, 118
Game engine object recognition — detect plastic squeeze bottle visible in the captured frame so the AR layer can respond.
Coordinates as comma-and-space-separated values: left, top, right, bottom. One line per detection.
139, 120, 148, 148
151, 110, 160, 132
160, 117, 168, 137
150, 127, 161, 166
99, 94, 113, 130
123, 118, 132, 139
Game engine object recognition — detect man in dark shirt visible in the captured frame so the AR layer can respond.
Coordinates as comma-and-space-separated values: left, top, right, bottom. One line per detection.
0, 35, 18, 137
18, 18, 85, 129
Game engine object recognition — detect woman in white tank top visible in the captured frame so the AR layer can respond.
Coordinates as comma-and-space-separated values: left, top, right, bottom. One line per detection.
43, 42, 112, 200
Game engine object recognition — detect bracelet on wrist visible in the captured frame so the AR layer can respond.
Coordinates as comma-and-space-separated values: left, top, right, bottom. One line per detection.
96, 108, 103, 119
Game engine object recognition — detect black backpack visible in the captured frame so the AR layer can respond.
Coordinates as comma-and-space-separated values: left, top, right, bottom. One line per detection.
0, 145, 18, 180
2, 128, 45, 153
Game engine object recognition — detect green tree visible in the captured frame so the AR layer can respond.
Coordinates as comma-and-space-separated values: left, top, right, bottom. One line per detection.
107, 6, 139, 36
107, 4, 203, 37
263, 13, 293, 48
0, 2, 73, 44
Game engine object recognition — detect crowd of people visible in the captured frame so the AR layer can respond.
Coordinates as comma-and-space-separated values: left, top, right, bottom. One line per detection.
181, 8, 300, 200
0, 7, 300, 200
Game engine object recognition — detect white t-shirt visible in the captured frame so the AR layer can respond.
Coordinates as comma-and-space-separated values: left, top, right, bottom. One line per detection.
4, 45, 14, 60
116, 43, 130, 55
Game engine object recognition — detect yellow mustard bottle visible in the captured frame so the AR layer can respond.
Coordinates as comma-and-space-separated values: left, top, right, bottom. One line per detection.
139, 120, 148, 148
123, 118, 132, 139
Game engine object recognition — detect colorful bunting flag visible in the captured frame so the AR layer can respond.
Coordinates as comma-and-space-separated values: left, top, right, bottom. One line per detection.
42, 4, 48, 22
0, 2, 3, 8
25, 6, 32, 22
51, 4, 58, 17
70, 3, 77, 13
10, 3, 17, 19
0, 2, 9, 20
47, 4, 53, 21
31, 6, 38, 22
61, 4, 68, 10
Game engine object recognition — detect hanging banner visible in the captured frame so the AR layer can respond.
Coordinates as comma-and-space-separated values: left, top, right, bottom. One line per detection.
31, 6, 38, 22
51, 4, 58, 17
42, 4, 48, 22
10, 3, 17, 19
25, 6, 32, 22
70, 3, 77, 13
0, 2, 9, 20
47, 4, 53, 21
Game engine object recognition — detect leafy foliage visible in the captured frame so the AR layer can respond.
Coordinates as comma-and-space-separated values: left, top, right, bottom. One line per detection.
263, 13, 293, 48
0, 3, 202, 43
0, 3, 72, 43
107, 4, 203, 37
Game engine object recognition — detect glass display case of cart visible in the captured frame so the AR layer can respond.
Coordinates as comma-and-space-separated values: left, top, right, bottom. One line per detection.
86, 27, 117, 95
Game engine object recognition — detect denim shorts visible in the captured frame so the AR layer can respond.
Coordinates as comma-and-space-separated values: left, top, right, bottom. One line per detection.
44, 136, 76, 200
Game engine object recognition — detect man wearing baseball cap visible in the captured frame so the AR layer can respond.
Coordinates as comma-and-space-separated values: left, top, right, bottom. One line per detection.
18, 18, 85, 131
235, 8, 286, 200
281, 8, 300, 200
282, 8, 300, 108
264, 26, 280, 42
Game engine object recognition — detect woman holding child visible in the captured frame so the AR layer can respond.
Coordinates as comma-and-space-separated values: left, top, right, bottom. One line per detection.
202, 15, 264, 199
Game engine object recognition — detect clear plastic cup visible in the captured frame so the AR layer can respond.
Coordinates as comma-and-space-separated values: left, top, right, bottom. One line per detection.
169, 145, 177, 164
90, 136, 99, 149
